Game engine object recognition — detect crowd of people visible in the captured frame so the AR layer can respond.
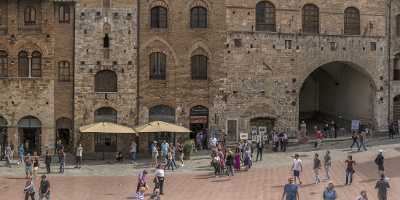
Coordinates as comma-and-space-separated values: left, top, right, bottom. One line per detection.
282, 150, 390, 200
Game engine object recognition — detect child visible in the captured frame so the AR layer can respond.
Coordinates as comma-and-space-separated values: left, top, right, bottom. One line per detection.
136, 186, 145, 200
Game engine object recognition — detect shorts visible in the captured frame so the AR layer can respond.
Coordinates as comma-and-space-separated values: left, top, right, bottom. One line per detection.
25, 166, 33, 174
293, 170, 300, 177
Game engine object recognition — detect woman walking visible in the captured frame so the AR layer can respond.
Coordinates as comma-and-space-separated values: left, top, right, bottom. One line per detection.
313, 153, 321, 184
24, 177, 36, 200
234, 147, 241, 171
225, 149, 234, 176
211, 150, 221, 177
324, 150, 332, 180
345, 155, 356, 185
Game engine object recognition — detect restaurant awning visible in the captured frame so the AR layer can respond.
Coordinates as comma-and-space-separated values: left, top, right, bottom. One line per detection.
135, 121, 191, 133
79, 122, 137, 135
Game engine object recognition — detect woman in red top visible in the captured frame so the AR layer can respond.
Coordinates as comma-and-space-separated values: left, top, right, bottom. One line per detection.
345, 155, 356, 185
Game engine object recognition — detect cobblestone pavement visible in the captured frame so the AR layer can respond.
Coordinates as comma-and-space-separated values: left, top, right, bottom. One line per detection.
1, 137, 400, 200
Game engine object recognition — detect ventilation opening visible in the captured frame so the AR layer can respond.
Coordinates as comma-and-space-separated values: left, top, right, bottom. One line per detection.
103, 34, 110, 48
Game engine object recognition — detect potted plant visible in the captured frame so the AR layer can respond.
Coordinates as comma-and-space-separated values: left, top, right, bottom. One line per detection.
183, 140, 194, 160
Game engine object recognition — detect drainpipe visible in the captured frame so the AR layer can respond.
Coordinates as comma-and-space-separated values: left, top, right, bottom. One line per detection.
387, 0, 392, 129
136, 0, 140, 126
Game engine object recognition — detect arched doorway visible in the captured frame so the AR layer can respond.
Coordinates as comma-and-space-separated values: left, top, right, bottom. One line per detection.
148, 105, 176, 144
18, 116, 41, 154
94, 107, 117, 152
56, 117, 72, 152
189, 105, 209, 139
0, 116, 7, 157
299, 62, 376, 136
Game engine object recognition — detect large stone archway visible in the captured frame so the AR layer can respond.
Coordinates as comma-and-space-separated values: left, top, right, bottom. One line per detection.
299, 61, 377, 135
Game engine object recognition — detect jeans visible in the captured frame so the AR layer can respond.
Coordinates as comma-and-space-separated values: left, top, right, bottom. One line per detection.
59, 161, 65, 174
345, 169, 353, 184
350, 141, 359, 149
358, 141, 367, 151
325, 165, 331, 179
166, 159, 175, 171
130, 152, 136, 162
256, 149, 262, 161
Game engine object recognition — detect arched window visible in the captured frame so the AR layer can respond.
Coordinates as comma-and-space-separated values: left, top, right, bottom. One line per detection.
59, 4, 70, 23
150, 52, 166, 80
18, 51, 29, 77
58, 61, 70, 81
190, 6, 207, 28
344, 7, 360, 35
24, 7, 36, 25
0, 51, 7, 77
149, 105, 175, 123
103, 0, 111, 8
255, 1, 276, 32
103, 34, 110, 48
95, 107, 117, 123
302, 4, 319, 34
31, 51, 41, 77
191, 55, 208, 80
150, 6, 168, 28
95, 70, 117, 92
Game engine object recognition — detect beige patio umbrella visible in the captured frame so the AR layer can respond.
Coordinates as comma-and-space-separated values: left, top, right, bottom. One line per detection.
79, 122, 137, 135
135, 121, 191, 133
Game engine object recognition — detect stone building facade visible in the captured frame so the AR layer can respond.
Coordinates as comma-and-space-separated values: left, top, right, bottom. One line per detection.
74, 0, 138, 156
217, 0, 389, 141
0, 0, 75, 154
1, 0, 399, 155
137, 0, 225, 151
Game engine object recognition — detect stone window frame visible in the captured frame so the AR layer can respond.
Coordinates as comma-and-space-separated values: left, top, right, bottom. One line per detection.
58, 3, 71, 24
149, 52, 167, 80
95, 70, 118, 93
150, 6, 168, 29
103, 0, 111, 9
191, 54, 208, 80
255, 1, 276, 32
24, 6, 36, 25
302, 4, 319, 34
0, 50, 7, 77
344, 7, 360, 35
18, 50, 41, 78
58, 60, 71, 82
190, 6, 208, 28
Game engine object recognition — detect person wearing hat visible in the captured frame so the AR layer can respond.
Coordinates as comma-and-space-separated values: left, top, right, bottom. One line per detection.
375, 150, 385, 176
281, 177, 299, 200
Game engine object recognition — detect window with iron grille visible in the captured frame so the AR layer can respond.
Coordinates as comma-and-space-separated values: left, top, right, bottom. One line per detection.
103, 0, 111, 9
18, 51, 29, 77
190, 6, 207, 28
95, 70, 117, 92
302, 4, 319, 34
59, 4, 70, 24
191, 55, 208, 80
150, 6, 167, 28
150, 52, 166, 80
58, 61, 70, 82
24, 7, 36, 25
31, 51, 41, 77
0, 51, 7, 77
344, 7, 360, 35
255, 1, 276, 32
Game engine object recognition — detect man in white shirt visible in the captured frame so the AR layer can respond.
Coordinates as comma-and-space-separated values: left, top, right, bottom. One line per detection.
130, 141, 137, 163
75, 144, 83, 168
291, 154, 303, 184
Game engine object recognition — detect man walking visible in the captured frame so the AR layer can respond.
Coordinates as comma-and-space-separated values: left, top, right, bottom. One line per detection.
39, 175, 51, 200
130, 141, 137, 164
5, 144, 12, 167
375, 174, 390, 200
291, 154, 303, 185
255, 140, 263, 162
58, 148, 65, 174
358, 131, 367, 151
75, 143, 83, 168
350, 131, 359, 151
45, 150, 52, 174
281, 177, 299, 200
324, 150, 332, 180
375, 150, 384, 176
161, 141, 169, 162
